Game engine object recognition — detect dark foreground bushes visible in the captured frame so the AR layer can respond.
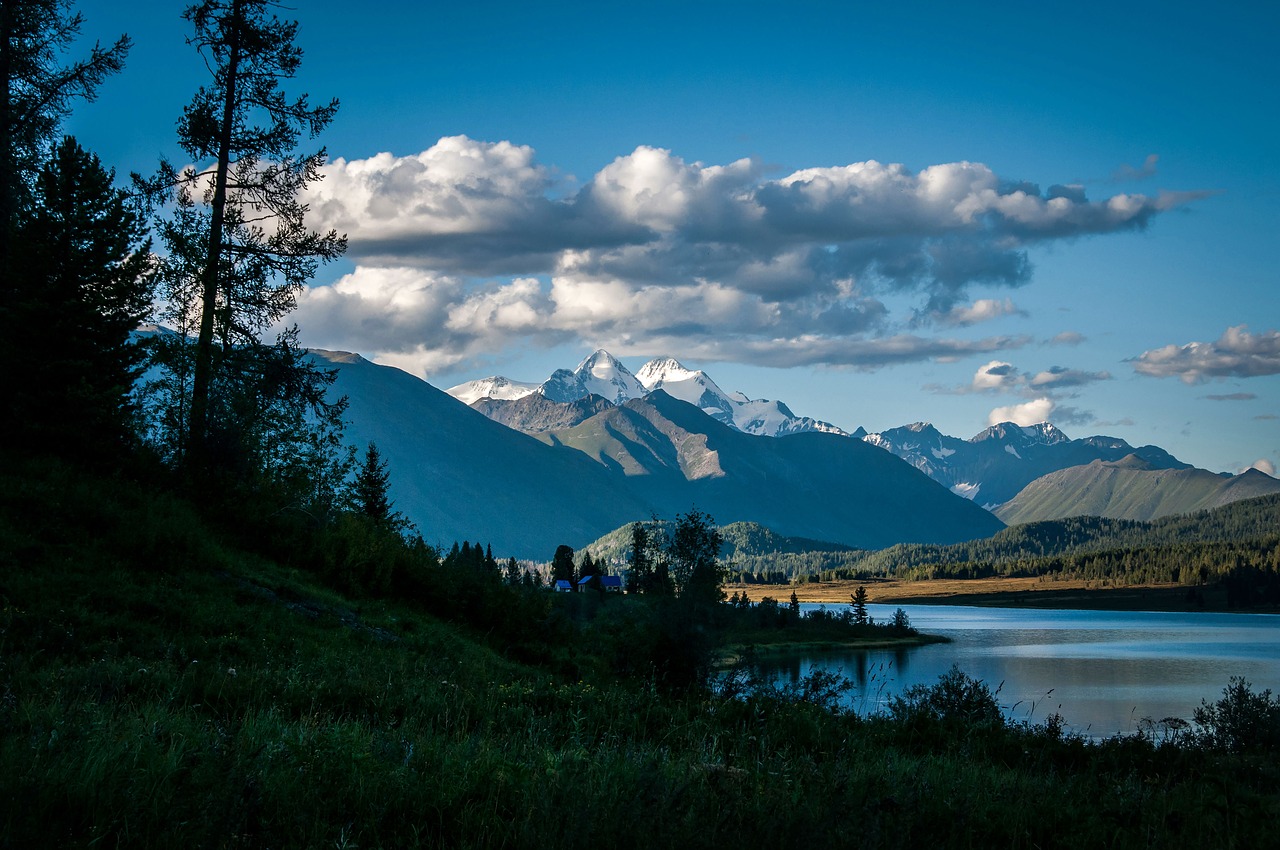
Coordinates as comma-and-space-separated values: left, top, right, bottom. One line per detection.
3, 463, 1279, 848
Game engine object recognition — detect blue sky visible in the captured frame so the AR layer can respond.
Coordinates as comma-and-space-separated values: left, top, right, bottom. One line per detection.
67, 0, 1279, 474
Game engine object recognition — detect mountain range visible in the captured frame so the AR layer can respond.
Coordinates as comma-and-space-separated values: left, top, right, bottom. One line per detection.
448, 350, 847, 437
448, 349, 1278, 522
860, 420, 1192, 509
137, 329, 1275, 556
315, 349, 1002, 558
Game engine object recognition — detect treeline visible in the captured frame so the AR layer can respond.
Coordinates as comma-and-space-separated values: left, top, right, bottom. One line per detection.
851, 495, 1280, 577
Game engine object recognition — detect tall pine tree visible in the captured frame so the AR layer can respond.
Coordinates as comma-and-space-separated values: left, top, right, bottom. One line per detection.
6, 137, 153, 459
0, 0, 129, 277
139, 0, 345, 481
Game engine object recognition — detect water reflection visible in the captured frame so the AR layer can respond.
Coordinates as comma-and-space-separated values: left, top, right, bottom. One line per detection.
747, 603, 1280, 736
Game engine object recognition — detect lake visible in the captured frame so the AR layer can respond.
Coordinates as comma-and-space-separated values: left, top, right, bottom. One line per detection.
752, 603, 1280, 737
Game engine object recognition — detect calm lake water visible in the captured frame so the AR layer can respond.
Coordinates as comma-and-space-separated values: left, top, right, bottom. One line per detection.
753, 603, 1280, 737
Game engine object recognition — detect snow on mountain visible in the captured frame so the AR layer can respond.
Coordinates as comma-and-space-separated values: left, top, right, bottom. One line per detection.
461, 351, 851, 439
573, 350, 648, 405
533, 350, 647, 405
636, 355, 847, 437
537, 368, 589, 403
972, 421, 1070, 446
445, 376, 538, 405
635, 356, 737, 425
860, 420, 1192, 511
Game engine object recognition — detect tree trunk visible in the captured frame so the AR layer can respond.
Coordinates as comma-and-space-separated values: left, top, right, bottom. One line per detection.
188, 0, 242, 473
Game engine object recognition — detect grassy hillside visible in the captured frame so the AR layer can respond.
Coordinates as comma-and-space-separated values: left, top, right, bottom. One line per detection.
995, 456, 1280, 525
3, 459, 1279, 847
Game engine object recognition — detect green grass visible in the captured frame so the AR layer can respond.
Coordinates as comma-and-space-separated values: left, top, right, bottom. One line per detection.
3, 458, 1278, 848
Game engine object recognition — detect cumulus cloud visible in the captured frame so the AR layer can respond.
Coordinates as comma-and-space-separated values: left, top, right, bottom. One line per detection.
1132, 325, 1280, 383
946, 360, 1111, 396
985, 396, 1094, 429
930, 297, 1026, 327
972, 360, 1021, 392
1247, 458, 1277, 476
293, 136, 1198, 375
988, 397, 1056, 427
291, 267, 567, 373
294, 263, 1026, 374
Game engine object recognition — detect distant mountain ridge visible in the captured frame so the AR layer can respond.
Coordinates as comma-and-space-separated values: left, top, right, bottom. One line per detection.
860, 421, 1191, 508
448, 350, 846, 438
994, 456, 1280, 524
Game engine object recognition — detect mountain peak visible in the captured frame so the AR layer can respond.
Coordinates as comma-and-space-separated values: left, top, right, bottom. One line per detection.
971, 421, 1070, 446
445, 375, 538, 405
576, 348, 626, 374
636, 356, 698, 388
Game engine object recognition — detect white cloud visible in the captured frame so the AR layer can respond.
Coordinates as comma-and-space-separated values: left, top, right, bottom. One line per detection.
1247, 458, 1277, 476
292, 136, 1200, 375
988, 397, 1056, 427
1028, 366, 1113, 389
972, 360, 1020, 392
954, 360, 1110, 396
933, 298, 1025, 327
1132, 325, 1280, 383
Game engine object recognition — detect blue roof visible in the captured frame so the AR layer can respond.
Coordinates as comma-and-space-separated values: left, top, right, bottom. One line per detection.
600, 576, 623, 588
554, 580, 573, 590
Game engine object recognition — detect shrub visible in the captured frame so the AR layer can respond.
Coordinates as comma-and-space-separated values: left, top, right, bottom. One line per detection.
889, 665, 1004, 727
1193, 677, 1280, 754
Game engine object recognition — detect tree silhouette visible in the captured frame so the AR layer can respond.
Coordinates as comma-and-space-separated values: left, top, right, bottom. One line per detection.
6, 136, 153, 458
851, 586, 870, 626
0, 0, 129, 275
551, 544, 575, 588
140, 0, 345, 478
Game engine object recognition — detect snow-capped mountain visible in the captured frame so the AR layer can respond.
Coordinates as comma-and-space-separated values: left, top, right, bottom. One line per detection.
537, 350, 647, 405
309, 350, 1002, 556
445, 376, 538, 406
451, 350, 847, 438
861, 421, 1189, 508
636, 356, 847, 437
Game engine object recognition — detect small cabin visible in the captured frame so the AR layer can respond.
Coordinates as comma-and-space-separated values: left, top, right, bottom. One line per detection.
554, 580, 573, 593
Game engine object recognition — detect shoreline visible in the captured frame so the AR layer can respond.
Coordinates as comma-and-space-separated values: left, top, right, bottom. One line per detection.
716, 632, 948, 666
731, 577, 1277, 614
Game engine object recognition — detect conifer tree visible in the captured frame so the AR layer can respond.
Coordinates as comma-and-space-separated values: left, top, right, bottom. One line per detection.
6, 137, 154, 458
577, 551, 596, 583
0, 0, 129, 276
551, 544, 576, 588
351, 441, 393, 524
626, 521, 652, 594
140, 0, 345, 479
851, 586, 870, 626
